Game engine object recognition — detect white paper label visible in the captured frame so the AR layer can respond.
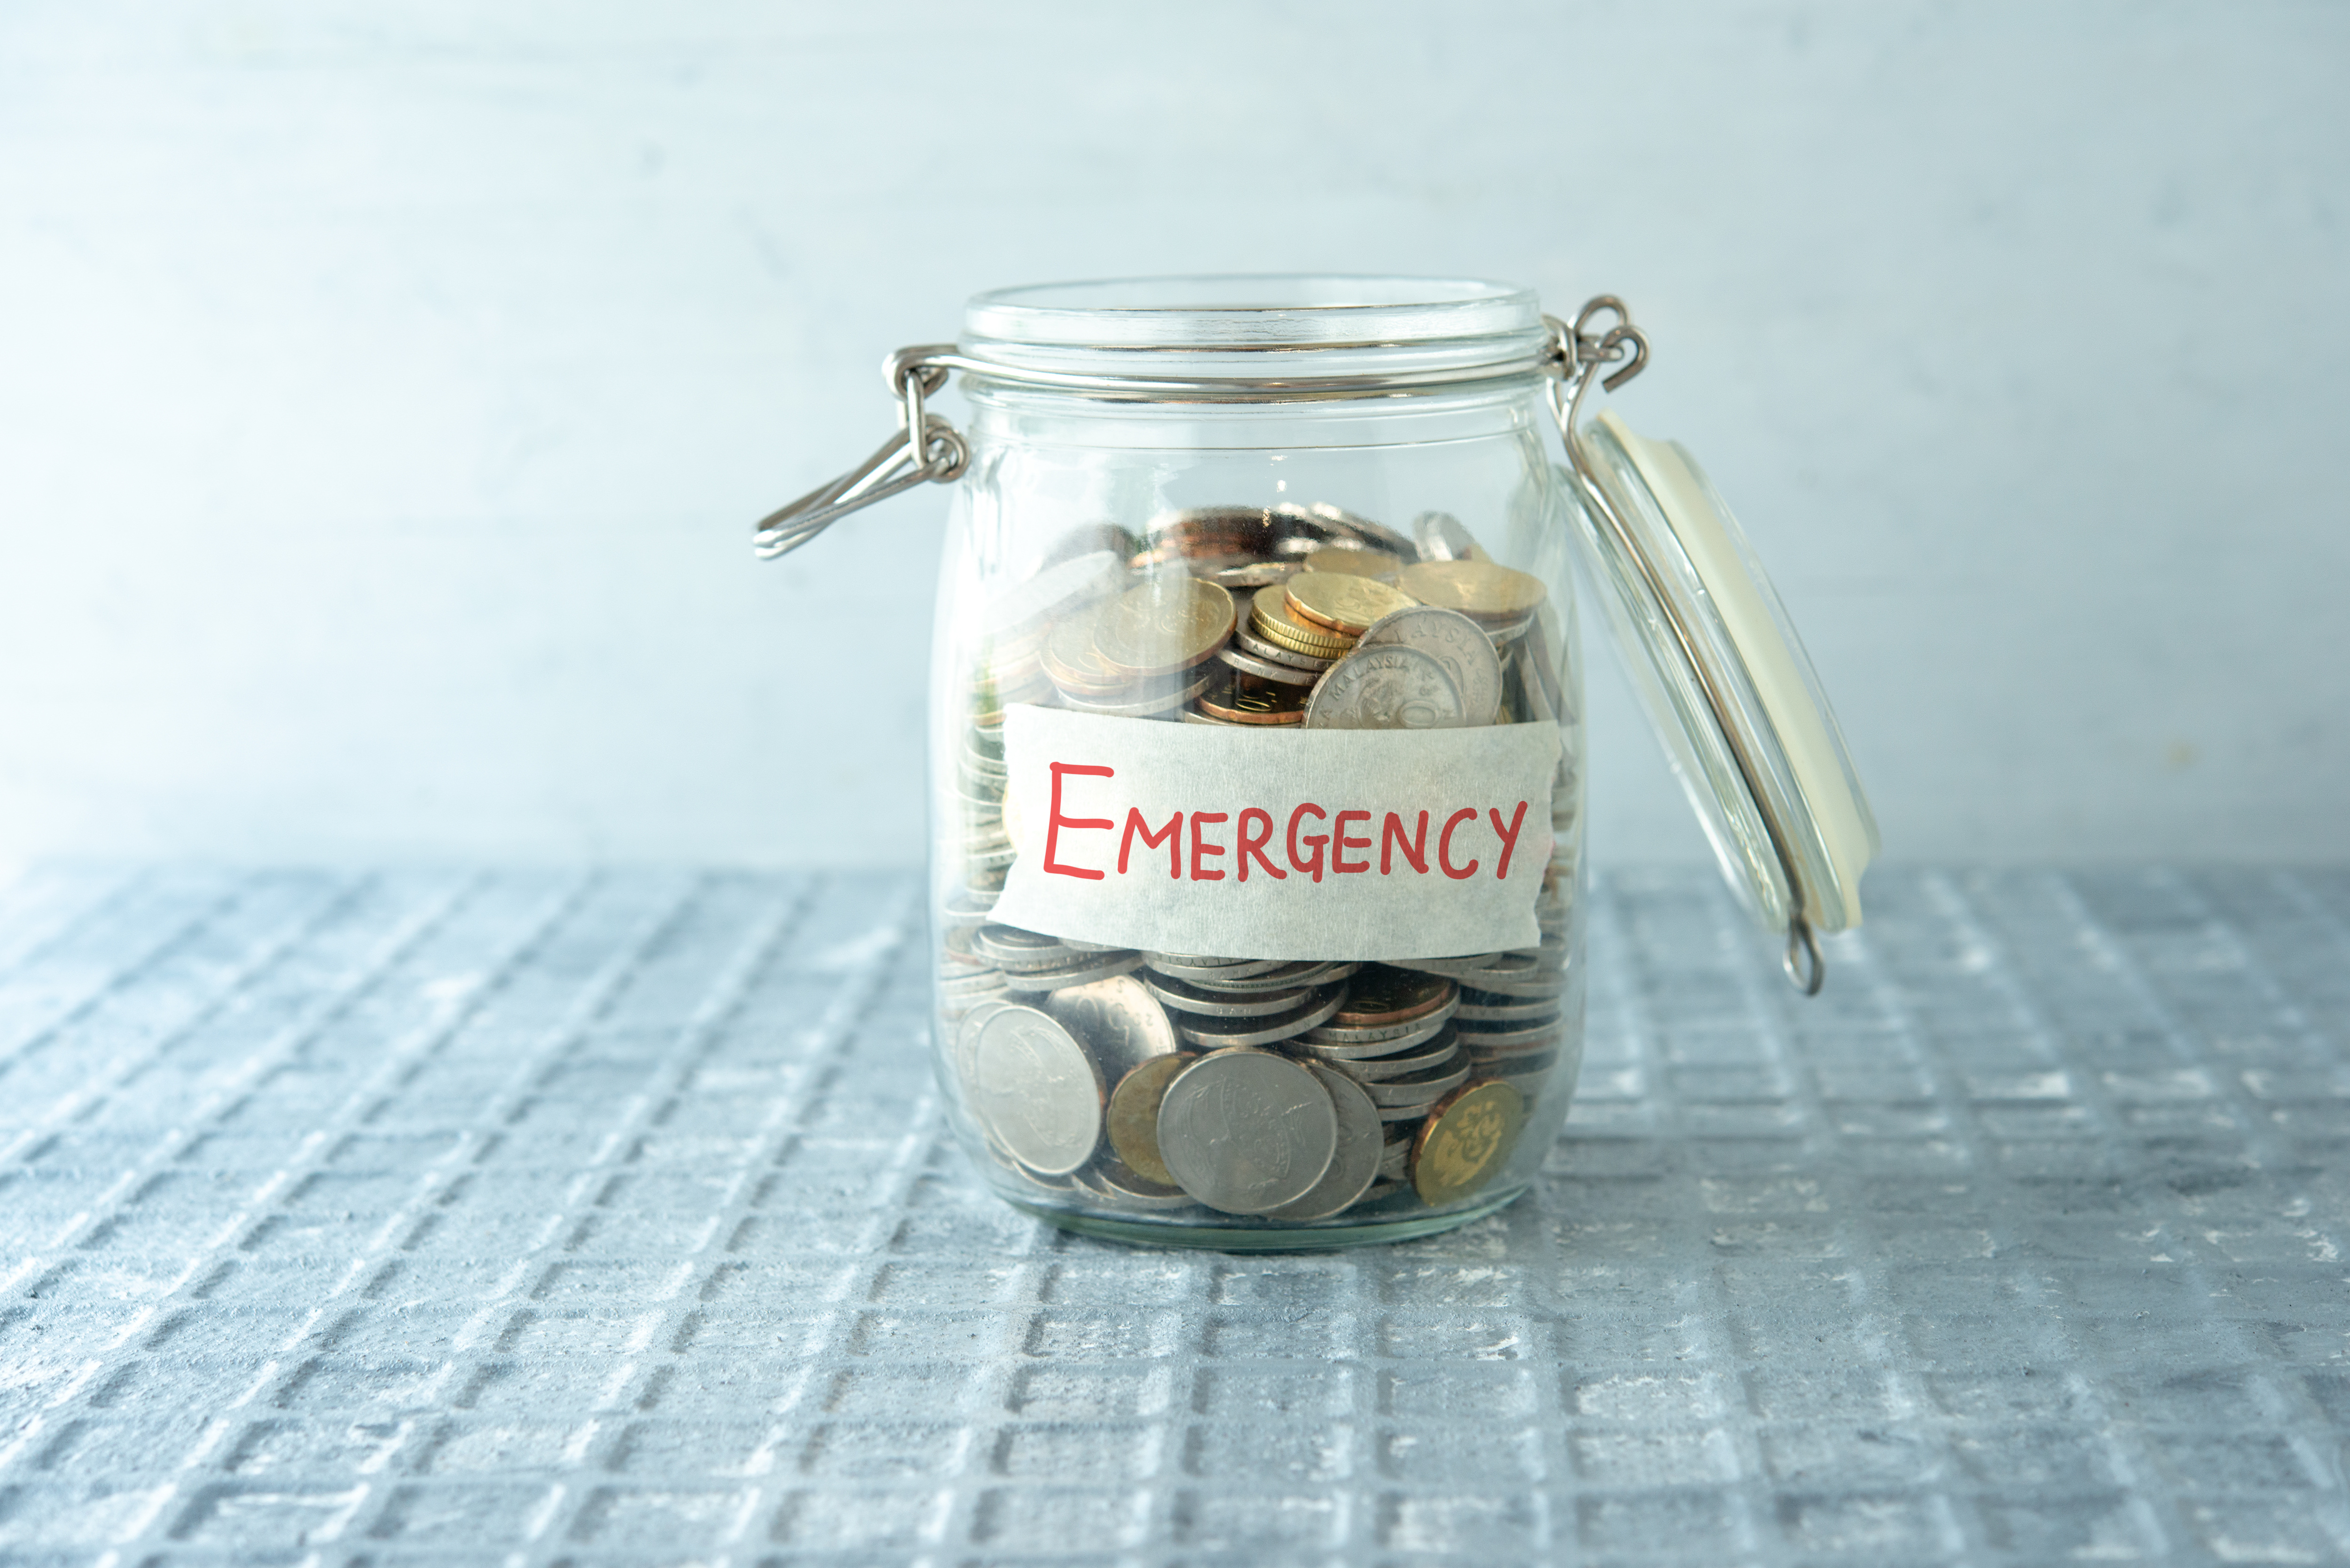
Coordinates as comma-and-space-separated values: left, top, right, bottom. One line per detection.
988, 705, 1561, 961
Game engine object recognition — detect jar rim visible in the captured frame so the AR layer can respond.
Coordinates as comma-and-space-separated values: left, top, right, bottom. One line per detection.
964, 274, 1543, 352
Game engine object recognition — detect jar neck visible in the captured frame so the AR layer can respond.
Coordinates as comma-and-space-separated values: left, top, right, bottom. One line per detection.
960, 376, 1556, 453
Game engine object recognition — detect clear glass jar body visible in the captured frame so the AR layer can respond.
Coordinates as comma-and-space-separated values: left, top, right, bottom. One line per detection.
928, 280, 1586, 1247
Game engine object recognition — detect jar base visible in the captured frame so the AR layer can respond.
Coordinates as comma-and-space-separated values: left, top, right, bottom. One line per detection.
1008, 1184, 1528, 1251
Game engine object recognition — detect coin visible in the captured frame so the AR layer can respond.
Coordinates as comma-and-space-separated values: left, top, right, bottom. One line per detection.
1327, 1032, 1462, 1083
1304, 645, 1466, 730
1171, 984, 1346, 1048
1144, 953, 1292, 981
1160, 959, 1359, 994
1411, 510, 1486, 562
1393, 560, 1547, 624
1041, 973, 1181, 1084
1263, 1064, 1382, 1221
1155, 1048, 1339, 1215
1233, 625, 1336, 672
1105, 1051, 1198, 1186
1330, 966, 1456, 1029
949, 996, 1014, 1083
1144, 972, 1316, 1018
1378, 1130, 1412, 1181
997, 951, 1146, 992
1248, 585, 1354, 657
1355, 606, 1505, 726
1093, 576, 1236, 679
1410, 1080, 1527, 1206
1074, 1159, 1193, 1210
983, 549, 1125, 639
1292, 1012, 1455, 1060
1451, 1016, 1564, 1050
1042, 603, 1129, 695
1300, 546, 1403, 580
972, 924, 1077, 971
967, 1005, 1104, 1176
1195, 668, 1308, 725
1359, 1054, 1471, 1107
1055, 667, 1216, 718
1285, 572, 1421, 637
1455, 992, 1560, 1022
1215, 643, 1322, 687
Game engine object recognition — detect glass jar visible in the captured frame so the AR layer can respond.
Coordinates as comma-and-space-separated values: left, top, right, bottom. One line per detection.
756, 275, 1876, 1248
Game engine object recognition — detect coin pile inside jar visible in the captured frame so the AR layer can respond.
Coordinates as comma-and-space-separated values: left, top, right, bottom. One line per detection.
940, 503, 1579, 1222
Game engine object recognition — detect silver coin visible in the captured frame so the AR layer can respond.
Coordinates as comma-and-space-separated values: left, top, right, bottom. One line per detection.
1159, 958, 1359, 994
1216, 643, 1321, 686
967, 1005, 1104, 1176
1234, 625, 1336, 673
973, 924, 1077, 971
1263, 1065, 1383, 1221
1299, 994, 1462, 1046
1144, 954, 1293, 982
999, 951, 1146, 993
1304, 644, 1466, 730
1040, 974, 1181, 1084
1452, 1017, 1566, 1050
1360, 1056, 1472, 1108
1172, 984, 1346, 1049
1072, 1159, 1194, 1211
1155, 1047, 1338, 1215
1324, 1034, 1461, 1084
983, 548, 1125, 638
1378, 1131, 1412, 1181
1055, 668, 1214, 718
1293, 1013, 1456, 1062
951, 996, 1017, 1086
1412, 509, 1484, 562
1468, 1049, 1559, 1080
1455, 993, 1558, 1022
1355, 605, 1505, 726
1144, 972, 1316, 1019
940, 884, 1000, 928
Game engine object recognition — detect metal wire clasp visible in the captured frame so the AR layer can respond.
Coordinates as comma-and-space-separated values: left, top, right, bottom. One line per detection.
752, 346, 969, 561
1543, 295, 1823, 996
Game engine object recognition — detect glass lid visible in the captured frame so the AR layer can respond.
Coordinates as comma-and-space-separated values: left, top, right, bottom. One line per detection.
1565, 407, 1878, 982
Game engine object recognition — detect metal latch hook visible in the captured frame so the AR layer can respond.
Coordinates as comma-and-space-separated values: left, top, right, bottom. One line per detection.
752, 345, 968, 561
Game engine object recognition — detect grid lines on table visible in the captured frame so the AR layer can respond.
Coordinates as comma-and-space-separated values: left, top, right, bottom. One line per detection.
0, 866, 2346, 1566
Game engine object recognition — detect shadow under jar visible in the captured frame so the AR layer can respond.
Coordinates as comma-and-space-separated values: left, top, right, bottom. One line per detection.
756, 275, 1876, 1248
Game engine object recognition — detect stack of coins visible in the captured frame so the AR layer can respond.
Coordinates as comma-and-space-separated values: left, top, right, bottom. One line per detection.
939, 503, 1582, 1225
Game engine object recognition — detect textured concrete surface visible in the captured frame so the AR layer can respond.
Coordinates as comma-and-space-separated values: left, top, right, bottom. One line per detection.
4, 3, 2349, 867
0, 866, 2346, 1565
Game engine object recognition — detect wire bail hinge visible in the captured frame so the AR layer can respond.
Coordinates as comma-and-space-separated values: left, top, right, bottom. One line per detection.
752, 345, 968, 561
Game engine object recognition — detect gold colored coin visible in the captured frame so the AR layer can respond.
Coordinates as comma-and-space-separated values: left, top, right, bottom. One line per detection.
1393, 560, 1547, 623
1410, 1080, 1527, 1206
1106, 1052, 1200, 1186
1042, 604, 1128, 695
1301, 546, 1402, 580
1284, 572, 1421, 637
1248, 586, 1354, 655
1094, 576, 1237, 679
